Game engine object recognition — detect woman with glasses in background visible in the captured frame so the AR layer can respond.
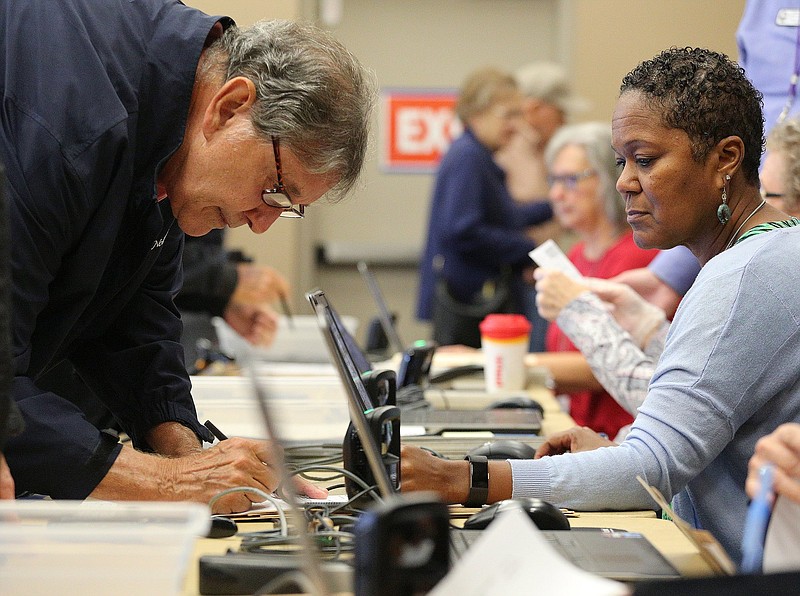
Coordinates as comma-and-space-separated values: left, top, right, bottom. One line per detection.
533, 122, 658, 440
761, 116, 800, 217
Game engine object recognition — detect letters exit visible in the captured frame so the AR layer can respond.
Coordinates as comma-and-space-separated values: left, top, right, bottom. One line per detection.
382, 90, 463, 173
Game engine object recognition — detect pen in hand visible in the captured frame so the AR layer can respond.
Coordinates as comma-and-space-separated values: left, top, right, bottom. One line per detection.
204, 420, 229, 442
279, 292, 294, 329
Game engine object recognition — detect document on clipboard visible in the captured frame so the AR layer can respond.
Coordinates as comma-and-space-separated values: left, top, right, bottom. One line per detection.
529, 239, 583, 280
636, 476, 737, 576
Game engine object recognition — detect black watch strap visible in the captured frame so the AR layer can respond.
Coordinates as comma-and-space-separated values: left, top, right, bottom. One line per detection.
463, 454, 489, 507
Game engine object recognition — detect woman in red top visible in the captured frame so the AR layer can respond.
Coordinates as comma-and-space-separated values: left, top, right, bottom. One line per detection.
541, 122, 658, 438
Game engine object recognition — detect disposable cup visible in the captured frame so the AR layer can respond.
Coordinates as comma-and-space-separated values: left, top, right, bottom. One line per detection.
479, 314, 531, 392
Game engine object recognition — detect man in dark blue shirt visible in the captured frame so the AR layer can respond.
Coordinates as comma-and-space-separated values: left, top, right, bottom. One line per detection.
0, 0, 373, 511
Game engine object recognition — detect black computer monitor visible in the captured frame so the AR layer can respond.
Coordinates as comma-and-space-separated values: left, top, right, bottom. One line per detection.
307, 289, 399, 498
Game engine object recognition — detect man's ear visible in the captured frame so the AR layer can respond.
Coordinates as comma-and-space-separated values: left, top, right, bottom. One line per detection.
202, 76, 257, 139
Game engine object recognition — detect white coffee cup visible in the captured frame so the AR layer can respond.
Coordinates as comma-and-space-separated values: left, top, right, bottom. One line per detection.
479, 314, 531, 392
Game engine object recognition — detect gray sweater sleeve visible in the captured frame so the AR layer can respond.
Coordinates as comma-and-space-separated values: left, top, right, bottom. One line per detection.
509, 227, 800, 554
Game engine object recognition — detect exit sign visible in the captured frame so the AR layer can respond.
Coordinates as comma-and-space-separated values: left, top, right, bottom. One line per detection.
381, 89, 463, 173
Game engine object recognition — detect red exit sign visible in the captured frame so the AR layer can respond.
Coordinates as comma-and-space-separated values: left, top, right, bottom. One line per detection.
381, 89, 462, 173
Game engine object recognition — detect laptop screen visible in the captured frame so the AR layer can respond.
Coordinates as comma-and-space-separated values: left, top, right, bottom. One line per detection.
307, 289, 396, 497
329, 300, 373, 376
357, 260, 405, 355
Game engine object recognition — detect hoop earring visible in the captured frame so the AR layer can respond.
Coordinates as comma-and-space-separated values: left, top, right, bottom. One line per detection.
717, 174, 731, 225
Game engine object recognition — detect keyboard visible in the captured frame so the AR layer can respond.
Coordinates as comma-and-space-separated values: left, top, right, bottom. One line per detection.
449, 527, 681, 580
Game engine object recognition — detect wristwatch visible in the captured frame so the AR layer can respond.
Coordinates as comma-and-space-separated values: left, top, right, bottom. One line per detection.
463, 454, 489, 507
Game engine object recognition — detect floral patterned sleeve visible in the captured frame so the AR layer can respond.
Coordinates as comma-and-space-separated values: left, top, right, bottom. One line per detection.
555, 292, 668, 415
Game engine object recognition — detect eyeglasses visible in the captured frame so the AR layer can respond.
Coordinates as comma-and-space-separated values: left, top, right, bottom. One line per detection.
261, 137, 305, 218
760, 187, 784, 201
547, 169, 597, 190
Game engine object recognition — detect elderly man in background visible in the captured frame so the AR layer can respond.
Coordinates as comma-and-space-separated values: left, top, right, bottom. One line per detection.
494, 62, 589, 350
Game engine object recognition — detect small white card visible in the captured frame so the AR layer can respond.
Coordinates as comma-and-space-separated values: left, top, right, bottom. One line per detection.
764, 496, 800, 572
529, 239, 583, 280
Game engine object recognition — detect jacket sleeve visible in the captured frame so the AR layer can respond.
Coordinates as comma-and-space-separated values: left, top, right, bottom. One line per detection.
437, 147, 541, 269
6, 143, 210, 499
68, 220, 214, 451
0, 171, 22, 452
5, 129, 130, 499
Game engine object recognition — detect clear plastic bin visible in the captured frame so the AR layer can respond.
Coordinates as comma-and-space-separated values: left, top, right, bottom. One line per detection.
0, 500, 210, 595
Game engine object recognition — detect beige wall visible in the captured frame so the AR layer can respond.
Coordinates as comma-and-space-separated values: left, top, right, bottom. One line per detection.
568, 0, 746, 124
181, 0, 747, 346
184, 0, 302, 24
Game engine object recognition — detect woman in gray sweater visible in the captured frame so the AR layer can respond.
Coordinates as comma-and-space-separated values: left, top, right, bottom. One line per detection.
401, 47, 800, 563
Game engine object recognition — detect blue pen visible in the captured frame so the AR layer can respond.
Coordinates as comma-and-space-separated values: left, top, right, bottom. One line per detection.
740, 463, 775, 573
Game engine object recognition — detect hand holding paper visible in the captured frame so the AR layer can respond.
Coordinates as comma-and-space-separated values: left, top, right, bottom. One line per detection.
529, 239, 583, 280
533, 269, 590, 321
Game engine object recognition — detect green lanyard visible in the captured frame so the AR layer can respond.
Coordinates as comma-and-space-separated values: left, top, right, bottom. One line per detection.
734, 218, 800, 246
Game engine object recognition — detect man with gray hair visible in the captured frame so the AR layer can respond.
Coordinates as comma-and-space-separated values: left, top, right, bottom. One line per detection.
497, 61, 589, 203
495, 62, 588, 351
0, 0, 374, 511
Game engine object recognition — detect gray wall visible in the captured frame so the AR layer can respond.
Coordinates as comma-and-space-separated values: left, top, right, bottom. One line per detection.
315, 0, 563, 345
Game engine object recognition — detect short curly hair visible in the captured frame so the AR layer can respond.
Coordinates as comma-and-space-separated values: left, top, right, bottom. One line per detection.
620, 47, 764, 185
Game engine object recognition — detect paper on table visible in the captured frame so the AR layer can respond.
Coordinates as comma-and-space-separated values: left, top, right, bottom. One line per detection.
249, 495, 351, 511
529, 239, 583, 280
763, 496, 800, 573
223, 495, 352, 522
400, 425, 428, 437
430, 508, 627, 596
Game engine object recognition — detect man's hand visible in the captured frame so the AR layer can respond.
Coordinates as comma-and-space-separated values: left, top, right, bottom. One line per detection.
0, 453, 14, 499
747, 423, 800, 505
170, 438, 328, 513
535, 426, 617, 459
582, 278, 666, 348
223, 302, 279, 347
231, 264, 290, 306
91, 437, 327, 513
533, 269, 590, 321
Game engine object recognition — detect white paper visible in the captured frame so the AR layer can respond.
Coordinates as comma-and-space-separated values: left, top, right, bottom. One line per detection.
399, 425, 428, 437
249, 494, 351, 512
529, 239, 583, 280
430, 509, 627, 596
763, 496, 800, 572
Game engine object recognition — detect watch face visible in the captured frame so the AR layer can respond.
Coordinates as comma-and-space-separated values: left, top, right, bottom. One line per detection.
471, 457, 489, 489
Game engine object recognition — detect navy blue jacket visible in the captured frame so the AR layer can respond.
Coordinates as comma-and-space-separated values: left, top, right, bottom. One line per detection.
0, 0, 224, 498
416, 129, 552, 320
